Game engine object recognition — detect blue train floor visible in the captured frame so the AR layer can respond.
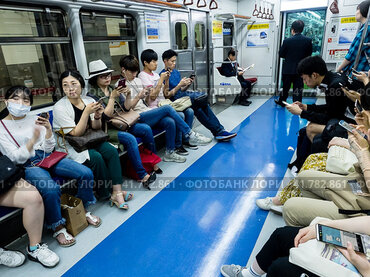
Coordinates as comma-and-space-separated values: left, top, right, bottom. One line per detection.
63, 97, 309, 277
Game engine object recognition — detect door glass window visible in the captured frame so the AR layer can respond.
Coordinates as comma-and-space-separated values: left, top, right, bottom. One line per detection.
81, 12, 137, 80
175, 22, 188, 50
0, 7, 74, 108
194, 23, 205, 50
284, 9, 326, 56
223, 22, 233, 59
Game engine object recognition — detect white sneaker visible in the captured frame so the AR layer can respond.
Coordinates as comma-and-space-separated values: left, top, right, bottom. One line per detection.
163, 151, 186, 163
27, 243, 59, 268
0, 248, 25, 267
189, 131, 212, 146
256, 197, 283, 215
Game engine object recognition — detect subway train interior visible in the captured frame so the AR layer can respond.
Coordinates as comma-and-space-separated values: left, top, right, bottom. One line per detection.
0, 0, 369, 276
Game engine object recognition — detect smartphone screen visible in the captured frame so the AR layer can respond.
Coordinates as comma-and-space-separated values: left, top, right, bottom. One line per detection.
39, 112, 48, 119
317, 224, 365, 253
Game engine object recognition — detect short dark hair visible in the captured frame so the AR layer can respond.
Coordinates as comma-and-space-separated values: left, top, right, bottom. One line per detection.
5, 86, 33, 105
291, 20, 305, 34
358, 0, 370, 18
59, 70, 85, 89
228, 48, 236, 57
140, 49, 158, 66
119, 55, 140, 72
162, 49, 177, 61
297, 55, 328, 76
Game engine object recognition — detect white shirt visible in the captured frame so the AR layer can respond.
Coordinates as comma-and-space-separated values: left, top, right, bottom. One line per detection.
52, 96, 95, 164
123, 78, 151, 113
138, 71, 165, 108
0, 115, 55, 164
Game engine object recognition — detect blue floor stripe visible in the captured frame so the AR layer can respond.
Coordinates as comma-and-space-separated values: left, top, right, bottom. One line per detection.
64, 98, 311, 277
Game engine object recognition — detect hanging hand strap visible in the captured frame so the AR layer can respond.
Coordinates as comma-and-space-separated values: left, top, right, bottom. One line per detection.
197, 0, 206, 8
1, 120, 20, 148
209, 0, 218, 10
183, 0, 193, 4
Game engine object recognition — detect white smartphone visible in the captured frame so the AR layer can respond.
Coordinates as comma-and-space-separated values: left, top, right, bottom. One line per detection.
282, 101, 290, 106
338, 120, 367, 139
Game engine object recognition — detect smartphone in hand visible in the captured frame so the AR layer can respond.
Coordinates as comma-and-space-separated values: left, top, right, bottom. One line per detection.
339, 120, 367, 139
189, 73, 196, 79
39, 112, 48, 119
117, 78, 126, 88
355, 99, 364, 113
352, 68, 360, 75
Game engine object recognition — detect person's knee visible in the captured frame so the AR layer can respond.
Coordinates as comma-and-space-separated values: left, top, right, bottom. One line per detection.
79, 165, 94, 181
24, 186, 43, 208
283, 198, 305, 227
161, 117, 176, 131
177, 112, 185, 120
185, 108, 194, 118
89, 151, 104, 167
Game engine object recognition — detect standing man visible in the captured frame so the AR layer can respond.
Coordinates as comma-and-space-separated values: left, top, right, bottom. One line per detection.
275, 20, 312, 107
220, 49, 252, 106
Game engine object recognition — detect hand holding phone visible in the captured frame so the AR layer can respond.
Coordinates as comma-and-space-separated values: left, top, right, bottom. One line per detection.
97, 96, 108, 105
282, 101, 290, 107
352, 68, 360, 75
339, 120, 367, 139
316, 224, 368, 254
189, 73, 196, 79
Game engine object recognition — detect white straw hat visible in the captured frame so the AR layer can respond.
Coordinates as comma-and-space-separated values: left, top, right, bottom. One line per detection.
87, 60, 114, 79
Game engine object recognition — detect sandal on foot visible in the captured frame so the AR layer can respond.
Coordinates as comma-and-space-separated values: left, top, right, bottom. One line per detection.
123, 191, 134, 202
110, 192, 129, 210
85, 212, 102, 228
52, 228, 76, 248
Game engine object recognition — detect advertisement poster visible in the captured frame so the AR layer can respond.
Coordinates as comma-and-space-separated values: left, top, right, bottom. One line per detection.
339, 17, 358, 44
145, 12, 169, 42
327, 48, 349, 61
246, 23, 269, 47
212, 20, 223, 39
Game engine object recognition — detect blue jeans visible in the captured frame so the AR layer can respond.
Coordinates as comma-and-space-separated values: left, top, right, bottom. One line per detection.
24, 150, 95, 231
129, 123, 156, 153
117, 130, 148, 180
172, 91, 224, 136
139, 105, 192, 151
176, 108, 194, 147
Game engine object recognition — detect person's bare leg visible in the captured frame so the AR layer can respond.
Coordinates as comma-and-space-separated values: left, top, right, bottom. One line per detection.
0, 179, 44, 246
306, 123, 325, 142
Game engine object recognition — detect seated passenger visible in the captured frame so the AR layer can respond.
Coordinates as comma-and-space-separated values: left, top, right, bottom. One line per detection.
87, 60, 157, 189
0, 86, 101, 248
221, 216, 370, 277
53, 71, 134, 209
161, 49, 237, 142
136, 50, 196, 155
0, 178, 59, 268
220, 48, 252, 106
117, 54, 211, 163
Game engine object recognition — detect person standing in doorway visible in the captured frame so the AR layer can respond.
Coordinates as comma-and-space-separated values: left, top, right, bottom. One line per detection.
275, 20, 312, 107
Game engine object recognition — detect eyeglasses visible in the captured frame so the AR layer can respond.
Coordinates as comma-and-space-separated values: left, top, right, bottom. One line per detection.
99, 73, 112, 79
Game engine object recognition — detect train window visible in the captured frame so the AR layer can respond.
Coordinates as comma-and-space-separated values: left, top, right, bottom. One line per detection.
175, 22, 188, 50
194, 23, 205, 50
223, 22, 234, 59
0, 7, 74, 108
80, 12, 137, 79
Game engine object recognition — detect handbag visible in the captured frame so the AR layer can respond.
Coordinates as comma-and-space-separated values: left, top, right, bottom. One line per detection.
158, 96, 192, 112
191, 93, 208, 108
289, 217, 361, 277
124, 146, 162, 180
0, 155, 24, 194
108, 101, 140, 131
36, 151, 67, 169
57, 128, 109, 153
326, 146, 358, 175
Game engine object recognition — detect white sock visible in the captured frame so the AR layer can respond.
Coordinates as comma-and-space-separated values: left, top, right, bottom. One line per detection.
241, 266, 262, 277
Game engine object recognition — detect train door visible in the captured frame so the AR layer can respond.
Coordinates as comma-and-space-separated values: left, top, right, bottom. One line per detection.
169, 11, 194, 86
278, 9, 327, 92
190, 9, 210, 91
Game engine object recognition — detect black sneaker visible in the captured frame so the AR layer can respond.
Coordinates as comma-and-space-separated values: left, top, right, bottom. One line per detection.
175, 146, 189, 156
183, 141, 198, 150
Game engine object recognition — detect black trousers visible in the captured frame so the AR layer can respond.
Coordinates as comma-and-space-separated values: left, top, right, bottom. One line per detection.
238, 76, 252, 103
279, 74, 304, 103
256, 226, 319, 277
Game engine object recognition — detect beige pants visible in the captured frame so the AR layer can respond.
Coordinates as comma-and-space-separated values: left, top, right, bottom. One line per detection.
283, 170, 362, 227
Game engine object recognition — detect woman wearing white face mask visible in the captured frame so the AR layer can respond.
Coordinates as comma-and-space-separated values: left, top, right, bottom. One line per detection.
0, 86, 101, 252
